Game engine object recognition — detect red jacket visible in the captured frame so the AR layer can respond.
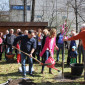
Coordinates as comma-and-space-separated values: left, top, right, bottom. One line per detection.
68, 30, 85, 50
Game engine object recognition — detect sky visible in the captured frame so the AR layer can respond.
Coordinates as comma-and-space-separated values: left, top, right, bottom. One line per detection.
0, 0, 9, 11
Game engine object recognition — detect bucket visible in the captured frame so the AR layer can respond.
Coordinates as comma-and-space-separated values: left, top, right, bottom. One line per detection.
71, 63, 84, 76
6, 54, 15, 59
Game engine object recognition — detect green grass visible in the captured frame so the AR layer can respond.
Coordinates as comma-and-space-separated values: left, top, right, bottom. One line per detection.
0, 50, 85, 85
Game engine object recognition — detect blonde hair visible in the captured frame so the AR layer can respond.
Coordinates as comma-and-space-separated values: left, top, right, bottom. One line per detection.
24, 30, 28, 35
49, 28, 56, 37
43, 29, 48, 34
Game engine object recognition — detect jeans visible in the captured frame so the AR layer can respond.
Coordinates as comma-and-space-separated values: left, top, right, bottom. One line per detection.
41, 50, 51, 72
5, 45, 13, 61
6, 45, 13, 54
21, 53, 33, 76
67, 49, 71, 65
57, 43, 64, 61
78, 45, 84, 63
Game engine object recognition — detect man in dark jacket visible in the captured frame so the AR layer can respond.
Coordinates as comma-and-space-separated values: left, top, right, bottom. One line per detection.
13, 30, 36, 78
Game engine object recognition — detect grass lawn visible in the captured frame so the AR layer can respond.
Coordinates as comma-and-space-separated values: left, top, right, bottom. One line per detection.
0, 50, 85, 85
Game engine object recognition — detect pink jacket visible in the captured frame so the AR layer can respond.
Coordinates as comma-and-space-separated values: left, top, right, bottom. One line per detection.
0, 38, 3, 44
40, 36, 58, 57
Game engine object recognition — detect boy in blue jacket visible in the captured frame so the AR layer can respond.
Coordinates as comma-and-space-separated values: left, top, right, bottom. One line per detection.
69, 46, 77, 64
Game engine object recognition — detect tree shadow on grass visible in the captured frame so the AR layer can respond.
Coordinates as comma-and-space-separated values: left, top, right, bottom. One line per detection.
0, 60, 17, 65
0, 71, 42, 78
55, 62, 71, 68
0, 72, 22, 77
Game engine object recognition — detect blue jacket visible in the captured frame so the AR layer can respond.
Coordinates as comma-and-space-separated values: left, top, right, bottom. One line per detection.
56, 33, 64, 44
69, 51, 77, 58
13, 35, 36, 53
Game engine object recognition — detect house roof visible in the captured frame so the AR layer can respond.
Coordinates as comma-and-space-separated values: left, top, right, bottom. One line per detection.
0, 22, 48, 27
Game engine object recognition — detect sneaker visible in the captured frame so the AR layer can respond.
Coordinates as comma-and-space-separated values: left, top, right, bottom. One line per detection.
22, 75, 26, 79
49, 71, 53, 74
56, 60, 59, 62
41, 71, 44, 74
29, 74, 34, 77
18, 62, 20, 64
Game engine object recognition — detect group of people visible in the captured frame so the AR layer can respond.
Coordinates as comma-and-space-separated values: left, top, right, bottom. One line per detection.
0, 23, 85, 78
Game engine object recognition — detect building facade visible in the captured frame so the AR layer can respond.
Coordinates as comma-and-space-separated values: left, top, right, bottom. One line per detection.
9, 0, 85, 32
9, 0, 31, 22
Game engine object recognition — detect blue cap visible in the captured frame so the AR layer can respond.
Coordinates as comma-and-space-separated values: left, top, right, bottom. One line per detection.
72, 46, 76, 50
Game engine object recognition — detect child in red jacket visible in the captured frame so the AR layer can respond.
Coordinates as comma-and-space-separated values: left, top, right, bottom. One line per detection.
16, 32, 22, 63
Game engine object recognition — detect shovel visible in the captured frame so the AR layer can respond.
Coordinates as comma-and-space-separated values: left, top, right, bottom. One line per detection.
12, 46, 51, 66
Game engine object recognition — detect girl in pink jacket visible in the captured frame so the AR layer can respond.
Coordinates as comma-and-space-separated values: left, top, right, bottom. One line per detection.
40, 28, 58, 74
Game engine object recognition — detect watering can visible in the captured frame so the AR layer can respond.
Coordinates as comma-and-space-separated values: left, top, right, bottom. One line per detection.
45, 57, 60, 72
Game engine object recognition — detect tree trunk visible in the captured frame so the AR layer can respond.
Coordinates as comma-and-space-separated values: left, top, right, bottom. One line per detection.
23, 0, 27, 22
31, 0, 35, 22
75, 0, 78, 33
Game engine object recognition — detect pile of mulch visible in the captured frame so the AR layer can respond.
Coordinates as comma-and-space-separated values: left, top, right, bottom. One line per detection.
7, 79, 36, 85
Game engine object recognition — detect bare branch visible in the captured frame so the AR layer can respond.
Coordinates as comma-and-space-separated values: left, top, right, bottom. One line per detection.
68, 1, 85, 22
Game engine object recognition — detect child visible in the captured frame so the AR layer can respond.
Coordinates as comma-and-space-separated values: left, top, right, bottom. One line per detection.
69, 46, 77, 64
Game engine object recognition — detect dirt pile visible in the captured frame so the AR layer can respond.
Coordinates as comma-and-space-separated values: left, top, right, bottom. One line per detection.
7, 79, 36, 85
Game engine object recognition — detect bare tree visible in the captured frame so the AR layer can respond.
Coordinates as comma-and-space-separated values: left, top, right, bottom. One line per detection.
66, 0, 85, 32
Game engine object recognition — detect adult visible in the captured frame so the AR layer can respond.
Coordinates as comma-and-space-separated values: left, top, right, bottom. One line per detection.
0, 32, 3, 60
42, 29, 49, 49
5, 29, 16, 61
56, 28, 64, 62
41, 29, 49, 73
3, 30, 9, 60
64, 23, 85, 80
24, 30, 28, 35
40, 28, 58, 74
78, 30, 84, 64
16, 29, 21, 36
3, 30, 9, 39
32, 31, 37, 63
78, 39, 84, 63
36, 28, 43, 61
13, 30, 36, 78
